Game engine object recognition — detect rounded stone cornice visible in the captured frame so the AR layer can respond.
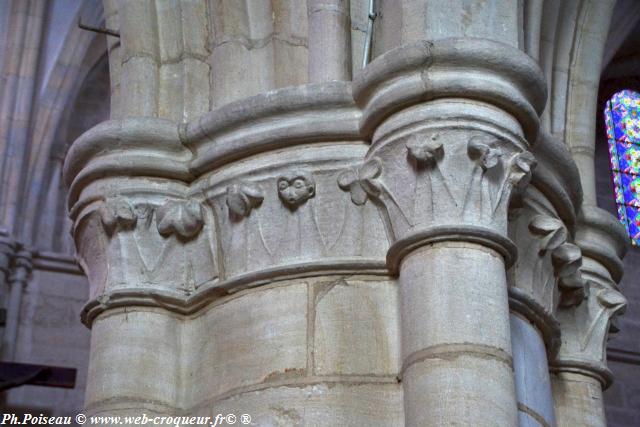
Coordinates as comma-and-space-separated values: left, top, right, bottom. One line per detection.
183, 81, 362, 175
352, 38, 547, 142
550, 361, 613, 390
530, 131, 583, 229
63, 118, 192, 211
388, 225, 517, 275
575, 205, 628, 283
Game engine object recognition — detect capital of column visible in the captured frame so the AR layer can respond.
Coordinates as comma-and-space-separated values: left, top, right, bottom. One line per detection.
508, 132, 586, 358
9, 249, 33, 288
551, 205, 629, 387
0, 228, 16, 282
63, 118, 217, 326
347, 38, 547, 271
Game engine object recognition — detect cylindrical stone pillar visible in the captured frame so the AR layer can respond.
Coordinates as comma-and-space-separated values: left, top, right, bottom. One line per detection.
552, 372, 606, 427
307, 0, 352, 82
350, 38, 547, 426
400, 243, 516, 425
551, 207, 629, 427
0, 230, 15, 356
3, 249, 31, 361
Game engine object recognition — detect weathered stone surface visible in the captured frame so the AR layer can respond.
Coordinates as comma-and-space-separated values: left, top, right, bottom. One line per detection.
313, 277, 400, 376
27, 2, 633, 425
511, 314, 556, 426
85, 309, 182, 414
183, 283, 309, 407
207, 383, 404, 427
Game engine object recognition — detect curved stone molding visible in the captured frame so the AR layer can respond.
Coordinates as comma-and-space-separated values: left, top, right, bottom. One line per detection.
576, 205, 629, 283
530, 131, 583, 229
63, 83, 393, 327
353, 38, 547, 141
63, 118, 192, 212
184, 82, 361, 174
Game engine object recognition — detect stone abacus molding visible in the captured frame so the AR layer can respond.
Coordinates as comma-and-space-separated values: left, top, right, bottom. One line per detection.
62, 36, 620, 370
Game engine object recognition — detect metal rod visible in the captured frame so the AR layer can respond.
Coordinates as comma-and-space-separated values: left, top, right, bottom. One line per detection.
78, 18, 120, 38
362, 0, 377, 68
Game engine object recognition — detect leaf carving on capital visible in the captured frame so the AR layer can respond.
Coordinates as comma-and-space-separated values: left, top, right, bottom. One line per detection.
467, 136, 503, 171
99, 198, 137, 235
156, 199, 204, 239
578, 281, 628, 353
406, 134, 444, 167
528, 215, 567, 253
226, 182, 264, 218
507, 151, 537, 192
337, 157, 383, 205
464, 136, 536, 222
551, 243, 587, 307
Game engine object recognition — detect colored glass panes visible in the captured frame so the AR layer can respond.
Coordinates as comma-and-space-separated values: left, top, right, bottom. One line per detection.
605, 90, 640, 245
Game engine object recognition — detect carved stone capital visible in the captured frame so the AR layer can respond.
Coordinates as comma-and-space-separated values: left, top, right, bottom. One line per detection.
506, 130, 586, 360
552, 276, 626, 388
63, 119, 217, 326
550, 204, 630, 387
9, 249, 33, 288
348, 39, 546, 271
341, 105, 536, 273
0, 229, 16, 281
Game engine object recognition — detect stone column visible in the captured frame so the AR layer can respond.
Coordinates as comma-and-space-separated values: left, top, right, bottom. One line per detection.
0, 229, 15, 355
551, 207, 628, 427
3, 249, 31, 361
64, 119, 195, 417
348, 39, 546, 426
507, 132, 586, 426
307, 0, 352, 82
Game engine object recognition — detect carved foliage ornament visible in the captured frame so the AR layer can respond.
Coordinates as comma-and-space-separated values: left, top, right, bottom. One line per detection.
156, 200, 204, 239
99, 198, 136, 234
226, 182, 264, 217
99, 197, 204, 240
337, 158, 382, 205
338, 133, 537, 241
528, 214, 586, 307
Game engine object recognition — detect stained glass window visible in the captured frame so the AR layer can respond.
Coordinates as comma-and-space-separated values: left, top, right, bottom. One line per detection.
605, 90, 640, 245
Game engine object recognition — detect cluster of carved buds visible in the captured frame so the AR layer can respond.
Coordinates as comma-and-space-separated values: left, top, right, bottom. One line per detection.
551, 244, 588, 307
507, 151, 537, 192
156, 199, 204, 239
226, 182, 264, 217
529, 215, 586, 307
99, 197, 137, 235
406, 134, 444, 167
595, 285, 627, 336
468, 136, 503, 171
338, 158, 383, 205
